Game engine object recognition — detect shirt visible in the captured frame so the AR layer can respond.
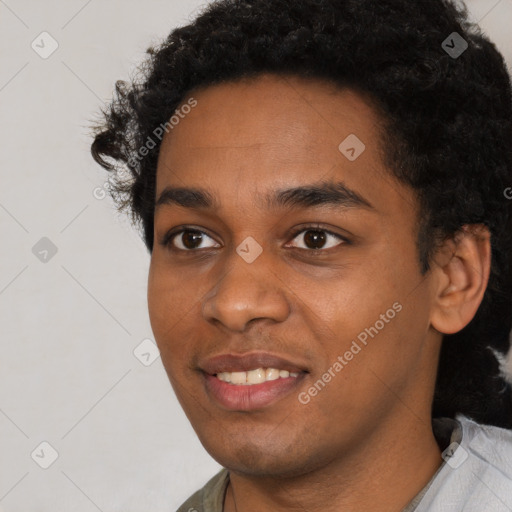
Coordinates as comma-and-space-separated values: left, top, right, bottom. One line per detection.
176, 414, 512, 511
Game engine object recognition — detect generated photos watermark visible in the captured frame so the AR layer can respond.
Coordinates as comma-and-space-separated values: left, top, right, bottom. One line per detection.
298, 301, 403, 405
128, 97, 198, 167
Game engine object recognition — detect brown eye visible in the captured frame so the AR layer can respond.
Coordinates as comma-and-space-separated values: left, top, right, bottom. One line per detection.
167, 229, 219, 250
303, 230, 327, 249
288, 228, 346, 251
181, 230, 204, 249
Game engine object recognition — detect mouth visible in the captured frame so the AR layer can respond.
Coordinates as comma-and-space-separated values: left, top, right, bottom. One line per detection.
199, 352, 309, 411
215, 367, 300, 385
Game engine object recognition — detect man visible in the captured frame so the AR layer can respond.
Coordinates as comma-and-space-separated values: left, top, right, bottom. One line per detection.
91, 0, 512, 510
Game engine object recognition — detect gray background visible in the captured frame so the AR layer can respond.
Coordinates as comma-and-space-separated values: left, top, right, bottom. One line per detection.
1, 0, 511, 510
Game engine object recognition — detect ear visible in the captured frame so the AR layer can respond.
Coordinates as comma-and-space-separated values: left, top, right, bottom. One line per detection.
430, 224, 491, 335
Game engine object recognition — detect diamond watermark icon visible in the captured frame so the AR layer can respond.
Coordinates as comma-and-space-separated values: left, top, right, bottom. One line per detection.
31, 441, 59, 469
31, 31, 59, 59
442, 32, 468, 59
339, 134, 366, 161
441, 441, 468, 469
133, 338, 160, 367
236, 236, 263, 263
32, 237, 58, 263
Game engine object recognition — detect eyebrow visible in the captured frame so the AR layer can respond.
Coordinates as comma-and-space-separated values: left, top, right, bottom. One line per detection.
155, 181, 374, 212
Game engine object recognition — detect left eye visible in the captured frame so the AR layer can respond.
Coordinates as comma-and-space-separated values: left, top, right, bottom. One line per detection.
287, 228, 346, 250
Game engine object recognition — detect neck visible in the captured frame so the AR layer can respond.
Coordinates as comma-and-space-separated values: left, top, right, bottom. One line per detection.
224, 413, 442, 512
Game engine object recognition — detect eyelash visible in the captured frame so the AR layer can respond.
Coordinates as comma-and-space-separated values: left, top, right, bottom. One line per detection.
288, 225, 348, 251
160, 224, 349, 254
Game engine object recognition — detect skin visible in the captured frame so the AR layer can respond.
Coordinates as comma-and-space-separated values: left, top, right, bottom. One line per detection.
147, 73, 491, 511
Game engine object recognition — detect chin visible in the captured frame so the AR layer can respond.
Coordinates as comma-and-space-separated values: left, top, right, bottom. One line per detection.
199, 430, 326, 478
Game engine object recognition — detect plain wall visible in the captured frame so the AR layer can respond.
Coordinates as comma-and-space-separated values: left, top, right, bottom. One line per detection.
1, 0, 511, 510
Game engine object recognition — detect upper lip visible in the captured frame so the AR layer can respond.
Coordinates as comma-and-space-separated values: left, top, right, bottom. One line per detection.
199, 352, 309, 375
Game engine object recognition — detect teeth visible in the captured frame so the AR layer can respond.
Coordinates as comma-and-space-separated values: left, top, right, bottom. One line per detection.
266, 368, 280, 381
247, 368, 266, 384
216, 368, 300, 385
230, 372, 247, 385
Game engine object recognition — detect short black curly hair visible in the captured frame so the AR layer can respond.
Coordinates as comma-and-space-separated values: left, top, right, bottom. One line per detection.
91, 0, 512, 428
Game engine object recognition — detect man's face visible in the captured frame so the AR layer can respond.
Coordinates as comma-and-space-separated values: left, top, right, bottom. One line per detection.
148, 74, 441, 476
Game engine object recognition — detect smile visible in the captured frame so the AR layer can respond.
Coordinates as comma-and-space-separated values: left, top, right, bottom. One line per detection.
216, 368, 300, 385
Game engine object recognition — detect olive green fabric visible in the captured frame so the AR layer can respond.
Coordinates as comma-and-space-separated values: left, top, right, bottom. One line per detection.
176, 468, 229, 512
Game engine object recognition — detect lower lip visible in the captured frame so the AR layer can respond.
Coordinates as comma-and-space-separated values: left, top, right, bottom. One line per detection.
203, 373, 306, 411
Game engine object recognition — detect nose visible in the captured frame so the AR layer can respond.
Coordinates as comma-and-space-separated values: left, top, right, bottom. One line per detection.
202, 245, 291, 332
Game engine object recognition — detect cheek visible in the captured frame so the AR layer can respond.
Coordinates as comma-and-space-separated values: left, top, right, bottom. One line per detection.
147, 260, 189, 368
298, 257, 420, 379
147, 262, 168, 338
303, 265, 390, 331
147, 258, 197, 330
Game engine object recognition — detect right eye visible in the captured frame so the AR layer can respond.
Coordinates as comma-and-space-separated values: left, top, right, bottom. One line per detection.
162, 228, 220, 251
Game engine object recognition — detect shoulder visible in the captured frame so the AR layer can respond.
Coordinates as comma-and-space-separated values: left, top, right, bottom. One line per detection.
416, 415, 512, 512
456, 414, 512, 477
176, 468, 230, 512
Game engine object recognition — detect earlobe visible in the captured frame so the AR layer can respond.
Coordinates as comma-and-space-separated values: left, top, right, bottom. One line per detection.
430, 224, 491, 335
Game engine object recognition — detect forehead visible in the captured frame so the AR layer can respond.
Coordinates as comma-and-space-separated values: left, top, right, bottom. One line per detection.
155, 73, 416, 218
